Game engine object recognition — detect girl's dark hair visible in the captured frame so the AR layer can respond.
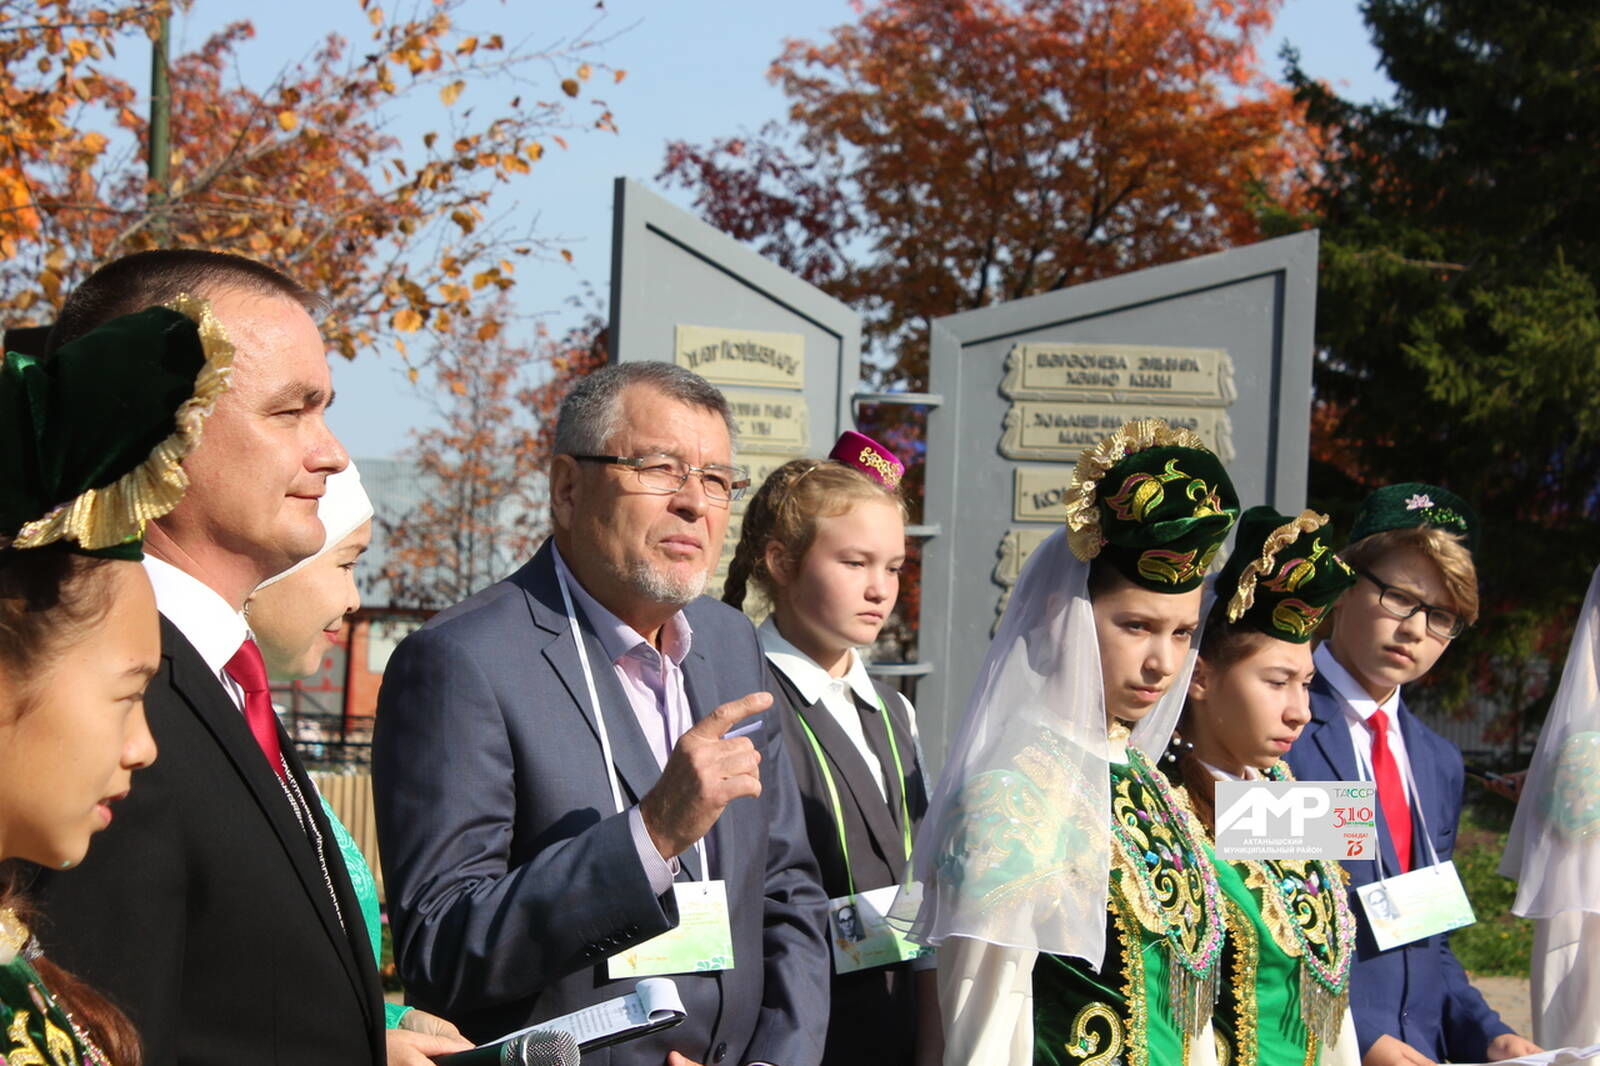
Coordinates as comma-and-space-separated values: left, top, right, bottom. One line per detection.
1169, 603, 1274, 835
722, 459, 906, 612
0, 550, 143, 1064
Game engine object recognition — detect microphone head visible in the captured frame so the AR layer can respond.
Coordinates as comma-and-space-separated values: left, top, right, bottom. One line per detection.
503, 1028, 580, 1066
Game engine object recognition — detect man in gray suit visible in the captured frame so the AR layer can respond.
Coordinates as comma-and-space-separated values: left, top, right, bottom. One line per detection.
373, 362, 831, 1066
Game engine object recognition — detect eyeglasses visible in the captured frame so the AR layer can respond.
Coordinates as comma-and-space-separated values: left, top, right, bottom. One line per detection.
1355, 568, 1467, 640
572, 453, 751, 503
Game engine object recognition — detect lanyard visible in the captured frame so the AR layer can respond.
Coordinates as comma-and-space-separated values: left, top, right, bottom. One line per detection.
1350, 718, 1441, 880
556, 564, 708, 882
794, 693, 913, 896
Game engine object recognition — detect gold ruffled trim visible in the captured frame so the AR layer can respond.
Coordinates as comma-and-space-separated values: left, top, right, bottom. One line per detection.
1225, 510, 1328, 622
12, 293, 235, 551
1064, 418, 1209, 561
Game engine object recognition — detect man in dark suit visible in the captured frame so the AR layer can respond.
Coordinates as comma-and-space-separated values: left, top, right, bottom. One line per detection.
1287, 484, 1538, 1066
33, 250, 429, 1066
374, 362, 831, 1065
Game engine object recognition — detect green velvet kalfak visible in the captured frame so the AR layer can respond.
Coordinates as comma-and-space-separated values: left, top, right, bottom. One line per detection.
0, 307, 205, 557
1096, 445, 1239, 592
1217, 506, 1358, 643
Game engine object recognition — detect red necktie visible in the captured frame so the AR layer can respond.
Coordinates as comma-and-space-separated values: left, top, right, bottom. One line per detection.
1367, 709, 1412, 874
225, 638, 285, 780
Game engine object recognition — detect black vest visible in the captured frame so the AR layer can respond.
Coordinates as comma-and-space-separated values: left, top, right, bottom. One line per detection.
767, 662, 930, 1066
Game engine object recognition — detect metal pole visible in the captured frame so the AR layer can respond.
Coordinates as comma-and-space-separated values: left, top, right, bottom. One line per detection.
148, 13, 171, 245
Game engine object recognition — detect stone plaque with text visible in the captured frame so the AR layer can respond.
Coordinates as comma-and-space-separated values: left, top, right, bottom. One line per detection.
1000, 401, 1234, 462
723, 389, 810, 455
1012, 466, 1076, 523
675, 324, 806, 390
1001, 343, 1235, 405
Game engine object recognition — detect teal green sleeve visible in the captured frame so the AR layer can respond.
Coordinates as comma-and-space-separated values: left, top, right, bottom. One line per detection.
320, 795, 412, 1031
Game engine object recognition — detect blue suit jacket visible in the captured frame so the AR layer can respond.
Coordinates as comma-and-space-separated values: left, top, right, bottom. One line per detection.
1285, 674, 1512, 1061
373, 540, 831, 1066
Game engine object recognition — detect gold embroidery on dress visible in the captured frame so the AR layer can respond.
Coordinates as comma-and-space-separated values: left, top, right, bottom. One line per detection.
948, 729, 1109, 925
1065, 1002, 1125, 1066
1223, 897, 1261, 1066
7, 1010, 49, 1066
1111, 886, 1150, 1066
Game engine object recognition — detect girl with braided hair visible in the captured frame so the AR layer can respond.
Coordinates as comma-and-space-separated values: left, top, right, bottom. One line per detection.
722, 431, 940, 1066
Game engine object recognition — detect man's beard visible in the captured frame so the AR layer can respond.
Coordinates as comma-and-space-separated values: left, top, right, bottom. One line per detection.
619, 557, 707, 607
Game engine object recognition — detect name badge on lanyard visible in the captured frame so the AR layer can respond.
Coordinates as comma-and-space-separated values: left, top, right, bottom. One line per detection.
1351, 724, 1476, 950
797, 700, 935, 975
556, 566, 735, 978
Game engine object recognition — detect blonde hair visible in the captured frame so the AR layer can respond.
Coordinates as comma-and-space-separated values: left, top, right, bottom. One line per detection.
722, 459, 907, 612
1339, 526, 1480, 624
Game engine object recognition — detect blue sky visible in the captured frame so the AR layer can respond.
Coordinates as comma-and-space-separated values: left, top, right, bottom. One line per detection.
155, 0, 1394, 459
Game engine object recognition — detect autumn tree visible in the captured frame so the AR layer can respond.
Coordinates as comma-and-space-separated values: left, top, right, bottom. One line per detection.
375, 295, 606, 609
1270, 0, 1600, 745
1, 0, 622, 362
660, 0, 1314, 389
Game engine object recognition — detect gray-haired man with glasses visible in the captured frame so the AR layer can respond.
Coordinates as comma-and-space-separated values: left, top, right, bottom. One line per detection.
374, 361, 831, 1066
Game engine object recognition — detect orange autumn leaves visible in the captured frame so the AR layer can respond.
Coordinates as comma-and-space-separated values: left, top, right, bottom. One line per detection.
663, 0, 1318, 387
1, 0, 621, 365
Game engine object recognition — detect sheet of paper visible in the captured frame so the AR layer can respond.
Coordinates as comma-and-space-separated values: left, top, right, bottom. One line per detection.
1454, 1045, 1600, 1066
482, 977, 687, 1049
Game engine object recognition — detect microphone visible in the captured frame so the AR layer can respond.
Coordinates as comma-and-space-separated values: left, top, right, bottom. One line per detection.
436, 1028, 581, 1066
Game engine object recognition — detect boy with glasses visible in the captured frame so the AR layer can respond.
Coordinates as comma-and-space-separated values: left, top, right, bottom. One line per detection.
1286, 483, 1540, 1065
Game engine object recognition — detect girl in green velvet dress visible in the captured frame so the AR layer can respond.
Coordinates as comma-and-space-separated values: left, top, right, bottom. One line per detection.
1168, 507, 1361, 1066
1, 302, 233, 1065
897, 419, 1239, 1066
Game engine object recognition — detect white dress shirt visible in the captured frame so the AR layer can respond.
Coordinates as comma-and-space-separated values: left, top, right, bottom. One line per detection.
143, 555, 249, 714
758, 617, 920, 803
1314, 642, 1416, 804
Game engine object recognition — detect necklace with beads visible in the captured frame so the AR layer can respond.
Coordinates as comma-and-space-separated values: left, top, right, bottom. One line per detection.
1107, 747, 1225, 1037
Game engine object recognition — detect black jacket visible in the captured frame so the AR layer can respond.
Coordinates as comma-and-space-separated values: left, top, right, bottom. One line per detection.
36, 616, 385, 1066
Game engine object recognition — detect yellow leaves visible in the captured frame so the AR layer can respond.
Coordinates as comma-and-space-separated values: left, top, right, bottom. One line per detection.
552, 135, 568, 151
476, 320, 501, 342
560, 249, 573, 263
614, 69, 627, 84
79, 130, 108, 154
577, 63, 591, 81
368, 4, 384, 27
526, 141, 544, 162
423, 131, 438, 150
277, 110, 298, 132
450, 379, 468, 395
456, 36, 478, 56
440, 80, 464, 106
392, 308, 424, 332
449, 208, 475, 234
560, 78, 579, 98
438, 282, 470, 303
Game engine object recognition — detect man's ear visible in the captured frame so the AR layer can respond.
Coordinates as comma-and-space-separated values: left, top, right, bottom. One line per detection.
550, 455, 580, 532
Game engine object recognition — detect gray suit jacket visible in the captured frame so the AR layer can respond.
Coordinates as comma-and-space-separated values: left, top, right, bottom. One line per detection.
373, 540, 831, 1066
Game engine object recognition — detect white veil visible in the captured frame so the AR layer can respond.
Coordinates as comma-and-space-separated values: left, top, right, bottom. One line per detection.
1501, 564, 1600, 918
893, 527, 1199, 963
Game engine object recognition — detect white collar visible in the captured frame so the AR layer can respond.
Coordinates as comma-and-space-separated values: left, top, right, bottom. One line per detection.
1314, 642, 1401, 724
1199, 758, 1260, 781
758, 617, 879, 708
143, 556, 251, 676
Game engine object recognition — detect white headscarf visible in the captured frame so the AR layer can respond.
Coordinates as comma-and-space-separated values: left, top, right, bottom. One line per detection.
1501, 564, 1600, 917
890, 527, 1200, 963
255, 463, 375, 590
